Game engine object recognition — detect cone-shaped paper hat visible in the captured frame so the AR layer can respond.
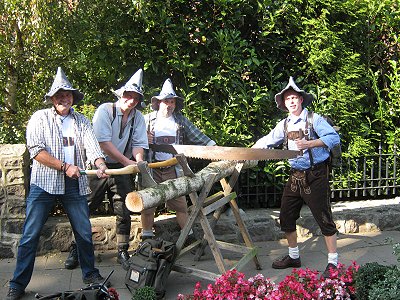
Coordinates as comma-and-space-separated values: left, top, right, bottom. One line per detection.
151, 78, 184, 112
44, 67, 84, 105
113, 68, 145, 110
274, 76, 313, 111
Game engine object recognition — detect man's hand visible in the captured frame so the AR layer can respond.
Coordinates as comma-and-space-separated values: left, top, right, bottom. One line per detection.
65, 163, 81, 179
96, 163, 110, 179
125, 160, 138, 167
294, 138, 310, 150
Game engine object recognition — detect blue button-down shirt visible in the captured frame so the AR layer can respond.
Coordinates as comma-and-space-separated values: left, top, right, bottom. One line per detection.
253, 109, 340, 170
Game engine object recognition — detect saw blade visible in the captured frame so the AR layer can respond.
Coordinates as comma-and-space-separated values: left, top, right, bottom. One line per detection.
150, 144, 300, 161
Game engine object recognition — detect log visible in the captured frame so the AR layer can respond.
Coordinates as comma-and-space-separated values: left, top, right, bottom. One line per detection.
125, 160, 256, 212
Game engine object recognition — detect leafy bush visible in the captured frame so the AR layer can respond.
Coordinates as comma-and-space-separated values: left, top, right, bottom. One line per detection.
368, 268, 400, 300
354, 262, 395, 300
131, 286, 156, 300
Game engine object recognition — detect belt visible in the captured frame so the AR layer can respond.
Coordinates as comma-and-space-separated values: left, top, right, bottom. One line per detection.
291, 160, 328, 173
155, 136, 176, 144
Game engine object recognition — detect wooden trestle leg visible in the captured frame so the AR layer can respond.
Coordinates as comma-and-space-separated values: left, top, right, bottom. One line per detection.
171, 160, 262, 281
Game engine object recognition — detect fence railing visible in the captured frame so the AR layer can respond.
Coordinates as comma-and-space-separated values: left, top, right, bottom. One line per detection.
236, 143, 399, 208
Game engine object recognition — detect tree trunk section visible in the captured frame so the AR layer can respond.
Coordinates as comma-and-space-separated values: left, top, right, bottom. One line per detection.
126, 160, 255, 212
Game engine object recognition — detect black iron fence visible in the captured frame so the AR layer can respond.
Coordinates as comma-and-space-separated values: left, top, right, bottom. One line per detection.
236, 144, 399, 208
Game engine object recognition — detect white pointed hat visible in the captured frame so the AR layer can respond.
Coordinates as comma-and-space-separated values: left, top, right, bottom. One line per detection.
274, 76, 313, 111
44, 67, 84, 105
151, 78, 184, 111
113, 68, 145, 110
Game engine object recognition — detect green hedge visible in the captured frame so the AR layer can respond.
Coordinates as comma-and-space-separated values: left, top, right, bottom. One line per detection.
1, 0, 399, 157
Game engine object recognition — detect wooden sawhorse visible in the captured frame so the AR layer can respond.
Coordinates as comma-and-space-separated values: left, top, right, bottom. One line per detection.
171, 159, 262, 280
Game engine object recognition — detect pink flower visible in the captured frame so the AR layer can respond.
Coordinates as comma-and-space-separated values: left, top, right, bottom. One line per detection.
177, 262, 359, 300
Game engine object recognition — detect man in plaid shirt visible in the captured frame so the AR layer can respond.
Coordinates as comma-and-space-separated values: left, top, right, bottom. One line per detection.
142, 78, 216, 242
6, 67, 110, 300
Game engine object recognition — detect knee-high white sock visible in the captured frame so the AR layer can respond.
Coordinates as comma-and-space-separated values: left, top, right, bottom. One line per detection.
328, 252, 338, 266
289, 246, 300, 259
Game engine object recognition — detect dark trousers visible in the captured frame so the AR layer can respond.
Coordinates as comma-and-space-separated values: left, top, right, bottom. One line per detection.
279, 162, 338, 236
88, 163, 136, 247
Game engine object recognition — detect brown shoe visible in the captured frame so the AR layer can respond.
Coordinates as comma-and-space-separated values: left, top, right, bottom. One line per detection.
272, 255, 301, 269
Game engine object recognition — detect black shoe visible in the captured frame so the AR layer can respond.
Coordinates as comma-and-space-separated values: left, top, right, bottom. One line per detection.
321, 263, 338, 279
117, 249, 130, 265
272, 255, 301, 269
6, 288, 25, 300
83, 272, 111, 288
64, 243, 79, 270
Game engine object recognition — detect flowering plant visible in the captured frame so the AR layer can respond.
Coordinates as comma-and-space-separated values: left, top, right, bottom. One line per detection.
177, 262, 359, 300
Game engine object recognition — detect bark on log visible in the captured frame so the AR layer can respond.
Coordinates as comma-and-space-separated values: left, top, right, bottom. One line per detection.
126, 160, 256, 212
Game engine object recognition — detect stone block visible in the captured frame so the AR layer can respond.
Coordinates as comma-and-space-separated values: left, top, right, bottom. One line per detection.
0, 244, 15, 258
0, 157, 25, 168
5, 198, 26, 218
214, 222, 236, 235
377, 210, 400, 231
344, 219, 359, 233
0, 144, 27, 156
0, 185, 5, 198
5, 185, 26, 197
38, 225, 73, 255
247, 224, 277, 242
4, 219, 24, 234
5, 169, 25, 185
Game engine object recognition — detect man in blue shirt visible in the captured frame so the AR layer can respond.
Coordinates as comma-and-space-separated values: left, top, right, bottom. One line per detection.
253, 76, 340, 279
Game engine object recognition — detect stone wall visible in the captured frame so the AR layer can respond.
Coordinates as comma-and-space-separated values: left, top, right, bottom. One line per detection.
0, 144, 30, 258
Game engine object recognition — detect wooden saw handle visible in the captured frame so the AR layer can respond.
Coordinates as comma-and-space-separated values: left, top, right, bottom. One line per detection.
80, 157, 178, 175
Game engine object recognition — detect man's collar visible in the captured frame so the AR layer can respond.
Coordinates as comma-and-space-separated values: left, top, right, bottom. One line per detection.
287, 108, 307, 122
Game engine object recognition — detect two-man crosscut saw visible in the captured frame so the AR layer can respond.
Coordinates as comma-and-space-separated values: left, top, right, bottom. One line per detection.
150, 144, 300, 161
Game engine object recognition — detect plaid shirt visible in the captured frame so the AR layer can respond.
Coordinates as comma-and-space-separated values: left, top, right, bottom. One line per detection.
26, 107, 104, 195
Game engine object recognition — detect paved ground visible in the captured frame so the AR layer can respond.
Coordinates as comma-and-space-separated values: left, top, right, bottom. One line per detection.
1, 230, 399, 299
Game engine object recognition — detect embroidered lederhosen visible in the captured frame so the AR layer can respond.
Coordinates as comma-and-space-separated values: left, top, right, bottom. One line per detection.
286, 128, 313, 194
290, 169, 311, 194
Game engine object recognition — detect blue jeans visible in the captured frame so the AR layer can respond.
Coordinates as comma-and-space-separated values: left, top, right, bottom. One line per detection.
9, 178, 99, 291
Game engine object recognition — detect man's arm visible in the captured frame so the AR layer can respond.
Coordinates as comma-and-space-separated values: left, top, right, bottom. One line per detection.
132, 147, 144, 162
295, 138, 326, 151
181, 115, 215, 145
35, 150, 108, 179
34, 150, 64, 171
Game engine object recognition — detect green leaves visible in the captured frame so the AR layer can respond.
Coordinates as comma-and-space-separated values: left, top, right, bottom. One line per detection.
0, 0, 399, 160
